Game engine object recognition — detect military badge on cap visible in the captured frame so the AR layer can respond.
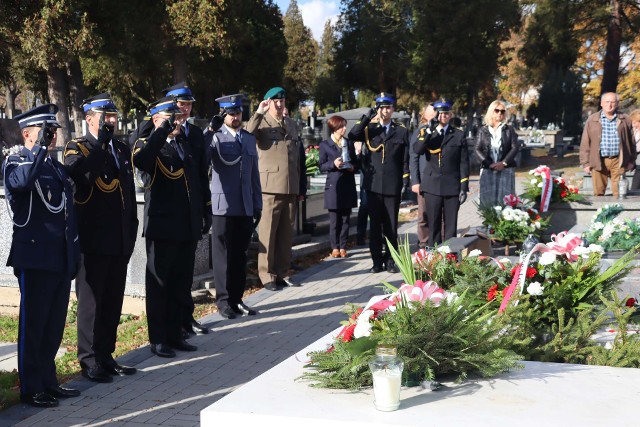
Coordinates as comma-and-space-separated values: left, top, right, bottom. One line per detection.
13, 104, 62, 129
215, 94, 244, 114
82, 93, 119, 114
375, 92, 395, 107
263, 86, 285, 100
162, 81, 196, 102
149, 96, 182, 115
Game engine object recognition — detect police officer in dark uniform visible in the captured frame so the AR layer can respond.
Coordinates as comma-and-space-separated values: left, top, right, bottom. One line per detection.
63, 94, 139, 383
133, 96, 209, 358
4, 104, 81, 407
348, 93, 409, 273
161, 82, 212, 335
413, 100, 470, 247
204, 94, 262, 319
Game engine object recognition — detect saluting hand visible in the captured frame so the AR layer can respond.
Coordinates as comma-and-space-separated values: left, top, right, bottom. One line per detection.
160, 113, 176, 133
97, 111, 114, 149
37, 121, 55, 147
257, 100, 270, 115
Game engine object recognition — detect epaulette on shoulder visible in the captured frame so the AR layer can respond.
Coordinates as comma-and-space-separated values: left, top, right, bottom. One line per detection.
64, 137, 89, 157
132, 137, 147, 155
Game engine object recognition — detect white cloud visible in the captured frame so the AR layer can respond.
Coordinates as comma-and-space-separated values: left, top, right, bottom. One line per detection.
299, 0, 339, 42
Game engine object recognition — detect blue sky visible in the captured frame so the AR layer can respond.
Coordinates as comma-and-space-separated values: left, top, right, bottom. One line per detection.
275, 0, 340, 41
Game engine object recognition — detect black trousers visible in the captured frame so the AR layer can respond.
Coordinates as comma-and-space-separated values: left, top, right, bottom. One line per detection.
211, 215, 254, 309
356, 176, 369, 241
424, 192, 460, 247
145, 239, 197, 344
76, 254, 129, 369
366, 191, 400, 267
329, 209, 351, 250
16, 269, 71, 395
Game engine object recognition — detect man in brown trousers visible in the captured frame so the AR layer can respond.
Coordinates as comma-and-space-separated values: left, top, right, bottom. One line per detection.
580, 92, 636, 197
246, 87, 306, 291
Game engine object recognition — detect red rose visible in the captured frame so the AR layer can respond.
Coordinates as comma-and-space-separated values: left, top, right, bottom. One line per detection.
446, 253, 458, 262
501, 287, 509, 297
560, 190, 568, 198
625, 298, 636, 308
526, 267, 537, 278
487, 284, 499, 301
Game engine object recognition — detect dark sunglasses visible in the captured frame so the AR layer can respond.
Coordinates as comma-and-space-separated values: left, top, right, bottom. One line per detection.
494, 108, 506, 114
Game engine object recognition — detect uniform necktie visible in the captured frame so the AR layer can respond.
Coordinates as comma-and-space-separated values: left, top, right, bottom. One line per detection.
440, 128, 445, 136
171, 140, 184, 160
110, 142, 120, 169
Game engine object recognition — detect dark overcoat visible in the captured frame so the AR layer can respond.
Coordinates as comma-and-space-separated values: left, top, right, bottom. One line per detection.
348, 117, 409, 196
318, 138, 358, 210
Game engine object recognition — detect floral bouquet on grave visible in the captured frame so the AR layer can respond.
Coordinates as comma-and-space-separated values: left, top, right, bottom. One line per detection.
411, 245, 513, 308
583, 203, 640, 252
521, 165, 584, 211
476, 194, 549, 243
496, 232, 640, 362
301, 237, 523, 390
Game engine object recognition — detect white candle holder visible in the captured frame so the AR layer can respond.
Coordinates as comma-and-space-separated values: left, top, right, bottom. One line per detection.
368, 345, 404, 411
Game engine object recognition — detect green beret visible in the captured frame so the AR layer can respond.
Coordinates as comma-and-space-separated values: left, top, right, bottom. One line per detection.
264, 87, 286, 100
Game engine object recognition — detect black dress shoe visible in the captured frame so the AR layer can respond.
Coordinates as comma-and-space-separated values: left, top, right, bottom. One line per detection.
219, 306, 237, 319
45, 385, 81, 398
189, 320, 209, 334
386, 263, 399, 274
21, 392, 58, 408
168, 339, 198, 352
263, 281, 279, 291
233, 303, 257, 316
150, 343, 176, 358
81, 365, 113, 383
369, 265, 383, 273
101, 360, 137, 376
277, 277, 301, 287
181, 328, 192, 339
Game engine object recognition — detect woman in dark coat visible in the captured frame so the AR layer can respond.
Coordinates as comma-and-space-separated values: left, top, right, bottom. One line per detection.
319, 115, 358, 257
474, 100, 521, 206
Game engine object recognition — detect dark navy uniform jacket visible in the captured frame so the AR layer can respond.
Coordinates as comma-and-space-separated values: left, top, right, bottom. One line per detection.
132, 124, 210, 241
348, 118, 409, 197
204, 126, 262, 217
413, 125, 470, 196
64, 133, 138, 257
4, 145, 80, 275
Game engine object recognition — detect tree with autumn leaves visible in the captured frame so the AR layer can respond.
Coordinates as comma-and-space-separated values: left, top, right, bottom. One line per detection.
1, 0, 639, 135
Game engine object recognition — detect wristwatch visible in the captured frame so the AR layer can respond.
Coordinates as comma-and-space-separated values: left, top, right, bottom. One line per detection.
502, 161, 508, 167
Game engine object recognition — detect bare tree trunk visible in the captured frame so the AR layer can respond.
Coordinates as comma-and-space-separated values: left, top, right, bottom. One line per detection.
46, 62, 72, 144
601, 0, 622, 95
5, 82, 20, 118
66, 58, 86, 137
172, 45, 188, 84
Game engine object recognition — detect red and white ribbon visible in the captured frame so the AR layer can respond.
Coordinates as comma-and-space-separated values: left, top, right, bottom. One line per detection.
537, 166, 552, 212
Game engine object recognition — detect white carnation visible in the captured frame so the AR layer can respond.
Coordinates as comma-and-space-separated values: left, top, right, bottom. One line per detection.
437, 245, 451, 254
527, 281, 544, 296
467, 249, 482, 257
353, 309, 374, 338
538, 251, 556, 266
